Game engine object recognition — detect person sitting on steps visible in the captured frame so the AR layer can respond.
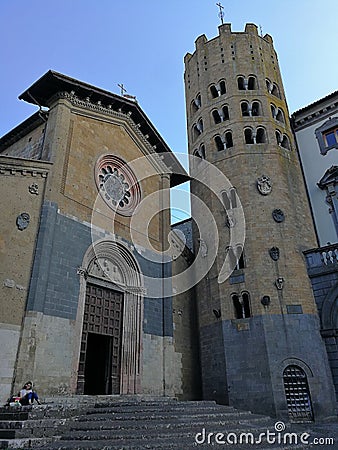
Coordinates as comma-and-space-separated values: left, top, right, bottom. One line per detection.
19, 381, 41, 405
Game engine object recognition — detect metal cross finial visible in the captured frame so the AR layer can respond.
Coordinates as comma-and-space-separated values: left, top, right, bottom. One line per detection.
216, 2, 224, 25
118, 83, 127, 96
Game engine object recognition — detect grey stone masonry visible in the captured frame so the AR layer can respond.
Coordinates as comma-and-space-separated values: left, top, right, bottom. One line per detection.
27, 201, 92, 320
28, 201, 174, 335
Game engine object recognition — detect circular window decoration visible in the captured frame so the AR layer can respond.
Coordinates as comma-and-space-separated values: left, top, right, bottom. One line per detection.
95, 155, 141, 216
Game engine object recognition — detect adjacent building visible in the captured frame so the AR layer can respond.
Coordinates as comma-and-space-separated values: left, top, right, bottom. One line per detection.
293, 92, 338, 404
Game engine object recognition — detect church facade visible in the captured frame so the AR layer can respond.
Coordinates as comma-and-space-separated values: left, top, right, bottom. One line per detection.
0, 70, 196, 402
0, 24, 337, 422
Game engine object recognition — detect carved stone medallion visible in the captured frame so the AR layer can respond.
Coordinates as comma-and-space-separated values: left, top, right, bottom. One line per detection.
272, 209, 285, 223
269, 246, 280, 261
261, 295, 271, 306
16, 213, 30, 231
275, 277, 284, 290
256, 175, 272, 195
28, 183, 39, 195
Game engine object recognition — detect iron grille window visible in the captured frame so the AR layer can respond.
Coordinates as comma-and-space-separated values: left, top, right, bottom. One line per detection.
283, 365, 314, 422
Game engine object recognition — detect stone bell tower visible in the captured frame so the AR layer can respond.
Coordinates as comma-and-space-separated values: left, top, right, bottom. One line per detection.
184, 23, 336, 420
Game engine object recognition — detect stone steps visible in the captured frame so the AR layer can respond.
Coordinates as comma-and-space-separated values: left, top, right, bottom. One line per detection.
0, 396, 321, 449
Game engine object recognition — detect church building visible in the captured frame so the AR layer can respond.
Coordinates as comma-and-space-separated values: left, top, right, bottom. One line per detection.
0, 23, 336, 423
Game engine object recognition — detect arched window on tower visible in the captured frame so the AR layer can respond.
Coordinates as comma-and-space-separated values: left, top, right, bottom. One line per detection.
256, 127, 267, 143
222, 187, 238, 210
276, 129, 282, 145
276, 130, 290, 149
281, 134, 291, 150
193, 144, 206, 160
276, 108, 285, 124
224, 131, 233, 148
191, 94, 201, 114
271, 82, 281, 99
219, 80, 226, 95
226, 244, 245, 269
241, 101, 250, 117
266, 78, 273, 93
271, 103, 277, 119
212, 109, 222, 124
244, 127, 254, 144
251, 101, 261, 116
222, 105, 230, 120
192, 119, 203, 140
232, 291, 251, 319
248, 75, 257, 90
210, 84, 219, 98
237, 76, 246, 90
214, 135, 224, 151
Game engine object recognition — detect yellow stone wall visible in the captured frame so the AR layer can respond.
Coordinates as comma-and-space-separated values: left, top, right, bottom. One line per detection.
184, 24, 318, 328
41, 98, 169, 252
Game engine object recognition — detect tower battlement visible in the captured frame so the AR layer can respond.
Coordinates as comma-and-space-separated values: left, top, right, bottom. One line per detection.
184, 23, 274, 64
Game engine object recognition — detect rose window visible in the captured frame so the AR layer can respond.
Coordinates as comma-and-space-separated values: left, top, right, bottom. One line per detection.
95, 155, 140, 216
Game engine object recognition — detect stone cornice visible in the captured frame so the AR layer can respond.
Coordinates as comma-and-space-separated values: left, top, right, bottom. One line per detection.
47, 91, 164, 162
0, 157, 51, 177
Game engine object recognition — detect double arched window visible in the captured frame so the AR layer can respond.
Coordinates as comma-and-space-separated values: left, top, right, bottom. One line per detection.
244, 127, 267, 144
271, 104, 285, 124
238, 75, 258, 90
212, 105, 230, 124
276, 130, 291, 149
266, 78, 281, 99
214, 131, 233, 151
209, 80, 226, 98
241, 100, 262, 117
232, 291, 251, 319
193, 144, 206, 160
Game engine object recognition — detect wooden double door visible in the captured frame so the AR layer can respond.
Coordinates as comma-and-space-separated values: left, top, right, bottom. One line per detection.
77, 283, 124, 395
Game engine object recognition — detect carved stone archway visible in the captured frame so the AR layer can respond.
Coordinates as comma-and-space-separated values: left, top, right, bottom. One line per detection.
74, 238, 143, 394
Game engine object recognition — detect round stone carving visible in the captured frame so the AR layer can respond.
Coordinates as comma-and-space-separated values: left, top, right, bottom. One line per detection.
16, 213, 30, 231
95, 155, 141, 216
261, 295, 271, 307
272, 208, 285, 223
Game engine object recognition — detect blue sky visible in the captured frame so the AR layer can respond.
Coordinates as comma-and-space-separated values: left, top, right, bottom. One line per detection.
1, 0, 338, 222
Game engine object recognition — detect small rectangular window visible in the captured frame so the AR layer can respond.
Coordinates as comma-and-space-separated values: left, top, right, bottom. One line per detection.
324, 130, 337, 147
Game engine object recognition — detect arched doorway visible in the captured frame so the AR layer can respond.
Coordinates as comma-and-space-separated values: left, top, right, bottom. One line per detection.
76, 239, 143, 395
283, 365, 313, 422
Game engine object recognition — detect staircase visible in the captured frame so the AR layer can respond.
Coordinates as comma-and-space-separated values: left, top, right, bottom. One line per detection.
0, 396, 328, 449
